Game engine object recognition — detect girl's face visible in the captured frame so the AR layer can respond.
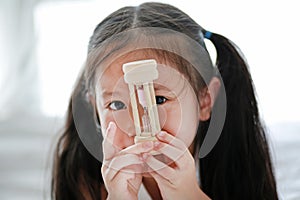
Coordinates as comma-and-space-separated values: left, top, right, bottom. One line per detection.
95, 55, 200, 150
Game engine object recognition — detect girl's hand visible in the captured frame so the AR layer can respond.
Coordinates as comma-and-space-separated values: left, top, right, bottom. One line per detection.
144, 131, 211, 200
101, 122, 154, 200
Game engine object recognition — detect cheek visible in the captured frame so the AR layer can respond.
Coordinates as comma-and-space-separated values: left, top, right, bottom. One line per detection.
159, 96, 199, 147
112, 110, 135, 136
99, 109, 134, 136
158, 100, 181, 136
99, 110, 135, 149
178, 97, 199, 147
98, 109, 113, 137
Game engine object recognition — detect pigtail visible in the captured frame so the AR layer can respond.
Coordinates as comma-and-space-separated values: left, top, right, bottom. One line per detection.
51, 73, 103, 200
199, 31, 278, 199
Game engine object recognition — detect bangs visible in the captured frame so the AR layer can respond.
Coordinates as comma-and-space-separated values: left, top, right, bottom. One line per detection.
84, 27, 214, 95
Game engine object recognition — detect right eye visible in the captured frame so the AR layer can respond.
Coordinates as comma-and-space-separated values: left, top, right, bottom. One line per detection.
108, 101, 127, 111
156, 96, 168, 105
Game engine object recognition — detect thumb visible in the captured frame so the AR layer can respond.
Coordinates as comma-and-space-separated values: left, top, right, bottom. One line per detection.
103, 121, 117, 160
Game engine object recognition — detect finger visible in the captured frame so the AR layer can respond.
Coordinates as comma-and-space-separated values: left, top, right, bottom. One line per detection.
156, 131, 187, 151
118, 169, 136, 181
126, 168, 143, 194
144, 153, 176, 182
148, 171, 172, 188
103, 140, 154, 169
106, 154, 143, 181
113, 169, 141, 194
104, 121, 117, 144
103, 122, 119, 161
118, 141, 154, 155
108, 169, 136, 189
154, 141, 186, 165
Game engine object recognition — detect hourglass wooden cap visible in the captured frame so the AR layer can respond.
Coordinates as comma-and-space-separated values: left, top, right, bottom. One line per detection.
122, 59, 158, 84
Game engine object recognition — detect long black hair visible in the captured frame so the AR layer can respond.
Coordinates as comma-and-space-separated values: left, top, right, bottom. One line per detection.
51, 2, 278, 199
197, 32, 278, 199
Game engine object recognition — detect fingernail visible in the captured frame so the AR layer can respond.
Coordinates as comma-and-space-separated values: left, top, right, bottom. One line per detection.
107, 122, 112, 131
139, 155, 144, 161
142, 153, 149, 160
158, 131, 165, 137
154, 141, 160, 147
109, 122, 116, 131
142, 141, 153, 149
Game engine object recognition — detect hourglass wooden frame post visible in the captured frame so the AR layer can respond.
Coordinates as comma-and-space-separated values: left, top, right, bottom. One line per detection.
122, 59, 161, 143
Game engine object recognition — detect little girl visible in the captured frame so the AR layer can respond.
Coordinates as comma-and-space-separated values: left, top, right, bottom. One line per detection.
51, 2, 278, 200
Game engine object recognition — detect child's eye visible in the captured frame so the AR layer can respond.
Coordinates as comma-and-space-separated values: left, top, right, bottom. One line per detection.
108, 101, 127, 111
156, 96, 168, 105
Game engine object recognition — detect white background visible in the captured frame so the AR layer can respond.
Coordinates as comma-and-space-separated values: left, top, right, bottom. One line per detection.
34, 0, 300, 124
0, 0, 299, 199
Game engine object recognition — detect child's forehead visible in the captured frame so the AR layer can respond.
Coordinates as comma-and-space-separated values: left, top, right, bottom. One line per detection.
97, 53, 186, 92
99, 52, 175, 82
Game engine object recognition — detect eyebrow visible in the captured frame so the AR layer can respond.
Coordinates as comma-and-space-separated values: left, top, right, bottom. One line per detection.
154, 83, 169, 91
101, 90, 122, 99
101, 84, 168, 98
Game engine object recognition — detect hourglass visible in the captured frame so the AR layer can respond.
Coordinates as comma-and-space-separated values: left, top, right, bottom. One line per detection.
122, 59, 161, 144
